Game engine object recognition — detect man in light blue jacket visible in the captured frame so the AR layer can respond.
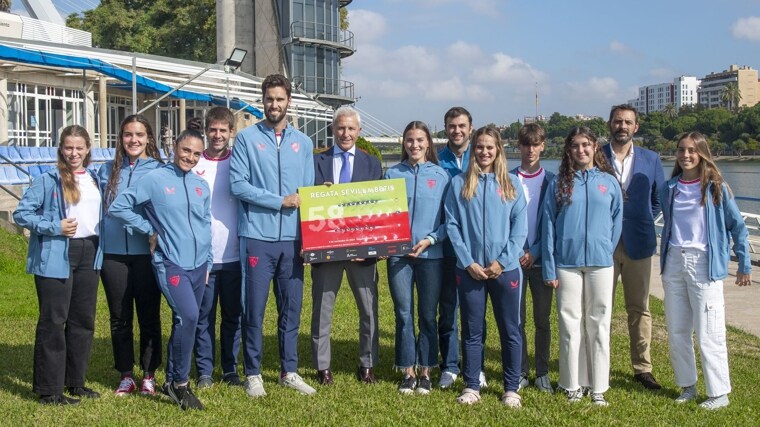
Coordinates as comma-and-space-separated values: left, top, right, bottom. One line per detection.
230, 74, 316, 397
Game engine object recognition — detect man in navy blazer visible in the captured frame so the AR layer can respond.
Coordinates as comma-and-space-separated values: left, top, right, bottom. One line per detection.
310, 106, 382, 386
603, 104, 665, 391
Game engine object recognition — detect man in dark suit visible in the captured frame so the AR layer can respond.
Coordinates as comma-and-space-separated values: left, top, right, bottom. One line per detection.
603, 104, 665, 391
310, 106, 382, 385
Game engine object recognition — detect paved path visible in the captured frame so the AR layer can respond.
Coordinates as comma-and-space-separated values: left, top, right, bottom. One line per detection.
649, 255, 759, 337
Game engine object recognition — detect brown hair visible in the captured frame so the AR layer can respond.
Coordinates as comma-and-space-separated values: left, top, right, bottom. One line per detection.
555, 127, 614, 208
608, 104, 639, 124
401, 121, 439, 165
205, 106, 235, 131
57, 125, 92, 205
461, 126, 515, 201
671, 131, 730, 205
262, 74, 292, 98
518, 123, 545, 146
443, 106, 472, 126
104, 115, 163, 206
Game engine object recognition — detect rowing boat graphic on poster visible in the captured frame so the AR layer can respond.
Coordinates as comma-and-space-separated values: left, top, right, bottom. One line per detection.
299, 178, 412, 262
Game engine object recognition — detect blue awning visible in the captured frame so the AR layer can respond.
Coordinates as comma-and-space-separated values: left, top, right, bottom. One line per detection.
0, 44, 263, 118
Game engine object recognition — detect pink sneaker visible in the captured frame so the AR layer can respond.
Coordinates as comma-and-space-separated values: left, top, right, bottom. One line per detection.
115, 376, 136, 396
141, 376, 156, 395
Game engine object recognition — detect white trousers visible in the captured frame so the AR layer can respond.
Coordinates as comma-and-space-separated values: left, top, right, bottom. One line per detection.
556, 266, 614, 393
662, 246, 731, 397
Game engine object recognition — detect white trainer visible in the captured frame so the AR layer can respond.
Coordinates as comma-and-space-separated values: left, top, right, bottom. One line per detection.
675, 385, 697, 403
517, 374, 529, 391
699, 394, 729, 410
245, 375, 266, 398
279, 372, 316, 395
439, 371, 458, 389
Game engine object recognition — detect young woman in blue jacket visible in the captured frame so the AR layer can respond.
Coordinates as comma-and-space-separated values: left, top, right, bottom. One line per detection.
14, 125, 103, 405
445, 126, 527, 407
659, 131, 752, 410
542, 127, 622, 407
97, 115, 164, 396
109, 130, 212, 411
384, 121, 450, 395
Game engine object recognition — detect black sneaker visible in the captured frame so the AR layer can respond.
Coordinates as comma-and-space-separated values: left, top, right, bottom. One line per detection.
39, 394, 80, 405
66, 386, 101, 399
160, 382, 171, 396
398, 375, 416, 395
415, 376, 432, 395
223, 373, 243, 387
167, 383, 204, 411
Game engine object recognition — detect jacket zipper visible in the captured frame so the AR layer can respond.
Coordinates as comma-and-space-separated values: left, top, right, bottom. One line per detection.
482, 176, 487, 266
124, 160, 137, 254
410, 164, 418, 238
277, 131, 283, 241
183, 173, 198, 264
583, 171, 589, 265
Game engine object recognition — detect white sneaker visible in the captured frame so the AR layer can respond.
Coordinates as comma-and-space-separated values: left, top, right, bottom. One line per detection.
699, 394, 729, 410
517, 374, 529, 391
590, 392, 609, 407
278, 372, 316, 395
439, 371, 458, 389
534, 375, 554, 393
566, 388, 583, 403
675, 385, 697, 403
478, 371, 487, 388
245, 375, 266, 398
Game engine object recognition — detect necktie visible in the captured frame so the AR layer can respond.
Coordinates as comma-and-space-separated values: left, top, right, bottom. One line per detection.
339, 151, 351, 183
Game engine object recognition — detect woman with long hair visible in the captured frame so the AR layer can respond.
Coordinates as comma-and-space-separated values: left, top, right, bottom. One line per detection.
659, 131, 752, 410
444, 126, 527, 407
385, 121, 450, 395
14, 125, 103, 405
96, 114, 164, 396
541, 127, 622, 406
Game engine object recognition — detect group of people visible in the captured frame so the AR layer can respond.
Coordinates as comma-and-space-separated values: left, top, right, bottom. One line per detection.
14, 73, 752, 412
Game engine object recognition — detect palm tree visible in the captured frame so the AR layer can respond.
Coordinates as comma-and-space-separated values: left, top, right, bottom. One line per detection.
721, 82, 742, 113
662, 103, 677, 119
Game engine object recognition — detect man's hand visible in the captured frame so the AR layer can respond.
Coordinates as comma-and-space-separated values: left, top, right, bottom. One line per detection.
545, 280, 559, 289
282, 193, 301, 209
736, 272, 752, 287
519, 250, 535, 269
483, 260, 503, 279
61, 218, 77, 237
466, 263, 489, 281
409, 238, 431, 258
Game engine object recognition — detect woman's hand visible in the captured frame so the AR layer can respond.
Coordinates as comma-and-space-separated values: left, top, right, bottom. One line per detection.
409, 238, 431, 257
545, 280, 559, 289
736, 272, 752, 287
61, 218, 77, 237
484, 260, 503, 279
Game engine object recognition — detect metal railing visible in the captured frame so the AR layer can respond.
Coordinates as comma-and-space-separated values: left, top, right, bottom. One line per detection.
289, 21, 354, 52
292, 76, 354, 100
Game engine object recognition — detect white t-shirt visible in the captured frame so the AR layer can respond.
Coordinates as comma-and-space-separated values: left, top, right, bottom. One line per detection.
67, 171, 101, 238
331, 144, 356, 184
193, 150, 240, 263
669, 178, 707, 251
612, 147, 634, 191
516, 167, 545, 249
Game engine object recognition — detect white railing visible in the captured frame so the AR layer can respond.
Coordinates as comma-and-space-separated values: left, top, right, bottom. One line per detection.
19, 15, 92, 47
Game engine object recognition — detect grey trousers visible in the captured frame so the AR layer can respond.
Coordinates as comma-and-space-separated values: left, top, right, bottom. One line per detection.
310, 260, 379, 370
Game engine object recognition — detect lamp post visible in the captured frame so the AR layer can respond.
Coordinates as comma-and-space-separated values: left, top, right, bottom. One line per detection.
224, 48, 247, 109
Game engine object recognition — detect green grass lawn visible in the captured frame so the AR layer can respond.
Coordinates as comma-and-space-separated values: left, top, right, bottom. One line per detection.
0, 227, 759, 426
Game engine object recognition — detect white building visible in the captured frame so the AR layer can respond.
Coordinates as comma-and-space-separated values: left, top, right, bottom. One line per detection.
628, 76, 700, 114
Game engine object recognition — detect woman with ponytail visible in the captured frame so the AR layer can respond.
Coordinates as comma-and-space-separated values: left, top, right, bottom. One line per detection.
14, 125, 103, 405
444, 126, 527, 407
96, 115, 164, 396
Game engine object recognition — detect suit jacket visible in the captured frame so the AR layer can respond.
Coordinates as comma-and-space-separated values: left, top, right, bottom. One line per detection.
313, 146, 383, 265
602, 143, 665, 260
314, 146, 382, 185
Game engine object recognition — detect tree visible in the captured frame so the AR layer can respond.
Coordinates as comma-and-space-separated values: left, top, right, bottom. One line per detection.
0, 0, 10, 13
67, 0, 216, 63
340, 7, 349, 30
721, 82, 742, 113
662, 103, 677, 120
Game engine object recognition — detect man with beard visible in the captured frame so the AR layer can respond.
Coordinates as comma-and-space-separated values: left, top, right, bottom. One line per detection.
230, 74, 316, 397
602, 104, 665, 391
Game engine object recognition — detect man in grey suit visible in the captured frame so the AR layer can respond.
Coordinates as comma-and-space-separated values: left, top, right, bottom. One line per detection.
310, 106, 382, 385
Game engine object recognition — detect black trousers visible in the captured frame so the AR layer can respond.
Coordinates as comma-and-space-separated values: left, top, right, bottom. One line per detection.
33, 237, 100, 396
101, 254, 162, 375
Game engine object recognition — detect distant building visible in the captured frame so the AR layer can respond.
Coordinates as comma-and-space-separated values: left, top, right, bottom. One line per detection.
628, 76, 699, 114
698, 64, 760, 109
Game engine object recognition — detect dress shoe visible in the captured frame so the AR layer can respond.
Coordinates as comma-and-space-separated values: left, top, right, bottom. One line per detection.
66, 386, 101, 399
357, 367, 376, 384
317, 369, 334, 385
633, 372, 662, 390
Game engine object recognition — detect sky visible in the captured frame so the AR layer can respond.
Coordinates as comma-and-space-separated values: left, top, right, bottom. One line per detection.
341, 0, 760, 133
